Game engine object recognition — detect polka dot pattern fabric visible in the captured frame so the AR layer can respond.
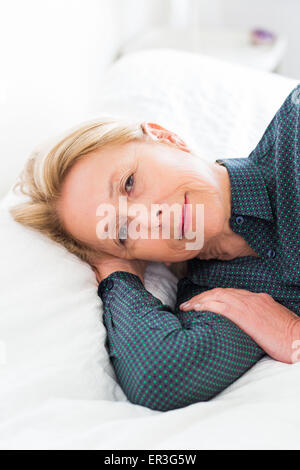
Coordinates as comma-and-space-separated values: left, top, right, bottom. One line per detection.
98, 85, 300, 412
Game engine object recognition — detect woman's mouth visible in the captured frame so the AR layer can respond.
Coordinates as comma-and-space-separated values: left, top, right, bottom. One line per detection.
180, 192, 191, 237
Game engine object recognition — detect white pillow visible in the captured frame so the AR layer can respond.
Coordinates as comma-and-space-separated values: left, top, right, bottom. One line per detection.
0, 192, 178, 419
95, 49, 298, 161
0, 49, 297, 421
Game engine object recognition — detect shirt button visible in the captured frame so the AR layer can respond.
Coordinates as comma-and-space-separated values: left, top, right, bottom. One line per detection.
107, 279, 114, 290
235, 216, 244, 225
267, 249, 276, 259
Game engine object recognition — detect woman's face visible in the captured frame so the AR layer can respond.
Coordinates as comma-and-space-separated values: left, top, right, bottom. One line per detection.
57, 124, 227, 263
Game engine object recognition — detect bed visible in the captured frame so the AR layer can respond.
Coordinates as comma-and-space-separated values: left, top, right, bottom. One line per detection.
0, 49, 299, 450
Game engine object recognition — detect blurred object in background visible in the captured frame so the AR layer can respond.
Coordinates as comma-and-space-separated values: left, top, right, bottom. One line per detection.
120, 26, 287, 73
120, 0, 287, 73
250, 28, 277, 45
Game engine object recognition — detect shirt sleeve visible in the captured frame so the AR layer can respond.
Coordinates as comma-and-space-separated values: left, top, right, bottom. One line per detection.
98, 270, 265, 412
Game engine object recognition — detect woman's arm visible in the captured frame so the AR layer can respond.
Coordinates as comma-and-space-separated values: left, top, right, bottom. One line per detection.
97, 267, 265, 412
180, 287, 300, 364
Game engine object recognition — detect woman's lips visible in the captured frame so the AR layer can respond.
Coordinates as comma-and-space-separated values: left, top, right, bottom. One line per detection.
184, 193, 191, 235
180, 192, 191, 237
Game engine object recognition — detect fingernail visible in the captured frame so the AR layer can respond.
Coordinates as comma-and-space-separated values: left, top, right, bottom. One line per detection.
180, 302, 190, 309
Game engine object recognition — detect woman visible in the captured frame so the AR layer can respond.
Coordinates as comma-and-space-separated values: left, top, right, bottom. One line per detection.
11, 85, 300, 412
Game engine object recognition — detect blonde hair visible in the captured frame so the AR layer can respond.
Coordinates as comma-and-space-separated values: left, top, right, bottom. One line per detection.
10, 117, 146, 264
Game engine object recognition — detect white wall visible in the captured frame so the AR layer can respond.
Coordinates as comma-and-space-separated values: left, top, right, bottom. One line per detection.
0, 0, 120, 197
169, 0, 224, 28
0, 0, 172, 198
115, 0, 170, 45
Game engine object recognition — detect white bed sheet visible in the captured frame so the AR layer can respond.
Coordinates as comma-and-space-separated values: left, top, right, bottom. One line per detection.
0, 49, 299, 450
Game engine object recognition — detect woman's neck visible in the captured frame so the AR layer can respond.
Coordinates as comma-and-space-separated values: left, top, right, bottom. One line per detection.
196, 161, 260, 261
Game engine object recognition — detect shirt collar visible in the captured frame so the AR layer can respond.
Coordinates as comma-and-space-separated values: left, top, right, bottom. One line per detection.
215, 157, 274, 223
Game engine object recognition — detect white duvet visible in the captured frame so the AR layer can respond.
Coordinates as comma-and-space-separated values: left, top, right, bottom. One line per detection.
0, 49, 299, 450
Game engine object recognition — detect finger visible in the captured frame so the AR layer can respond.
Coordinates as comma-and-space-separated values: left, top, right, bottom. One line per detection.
179, 287, 252, 310
180, 299, 199, 309
192, 300, 228, 315
220, 287, 253, 296
204, 287, 251, 295
180, 290, 224, 309
193, 287, 252, 302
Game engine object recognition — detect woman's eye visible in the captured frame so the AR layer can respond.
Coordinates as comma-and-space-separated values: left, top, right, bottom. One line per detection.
118, 173, 134, 245
124, 174, 134, 194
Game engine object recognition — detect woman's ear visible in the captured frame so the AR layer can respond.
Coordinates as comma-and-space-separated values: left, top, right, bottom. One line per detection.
141, 122, 191, 153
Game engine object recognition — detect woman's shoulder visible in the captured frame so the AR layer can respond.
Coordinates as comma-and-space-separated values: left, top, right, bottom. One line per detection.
249, 84, 300, 166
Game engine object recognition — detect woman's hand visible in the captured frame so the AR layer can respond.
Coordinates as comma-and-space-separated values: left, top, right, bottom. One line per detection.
91, 253, 149, 285
180, 287, 300, 364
